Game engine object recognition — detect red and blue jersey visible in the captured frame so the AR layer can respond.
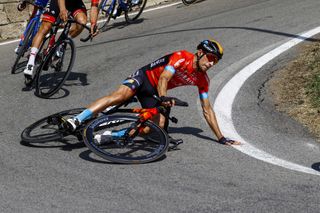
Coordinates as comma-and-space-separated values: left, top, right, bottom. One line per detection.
143, 50, 210, 99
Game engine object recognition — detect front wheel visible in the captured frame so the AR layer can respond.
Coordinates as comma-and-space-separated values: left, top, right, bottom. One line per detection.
83, 115, 169, 164
11, 21, 36, 74
124, 0, 147, 23
35, 38, 75, 98
182, 0, 197, 5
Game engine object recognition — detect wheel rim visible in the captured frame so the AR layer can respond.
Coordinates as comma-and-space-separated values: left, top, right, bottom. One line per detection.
84, 116, 169, 164
36, 39, 75, 98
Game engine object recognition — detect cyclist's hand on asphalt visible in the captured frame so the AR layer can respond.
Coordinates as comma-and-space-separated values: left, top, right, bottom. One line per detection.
59, 9, 68, 22
218, 137, 241, 146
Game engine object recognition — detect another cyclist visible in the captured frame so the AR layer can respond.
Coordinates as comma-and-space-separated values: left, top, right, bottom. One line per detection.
65, 39, 241, 145
23, 0, 99, 80
15, 0, 50, 53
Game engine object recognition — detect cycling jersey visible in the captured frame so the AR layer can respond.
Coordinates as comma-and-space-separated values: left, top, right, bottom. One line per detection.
123, 50, 210, 108
42, 0, 89, 24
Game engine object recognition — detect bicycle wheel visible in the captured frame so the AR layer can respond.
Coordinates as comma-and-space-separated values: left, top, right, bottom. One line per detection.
35, 38, 75, 98
11, 21, 36, 74
182, 0, 197, 5
83, 115, 169, 164
97, 0, 115, 32
124, 0, 147, 23
21, 108, 85, 144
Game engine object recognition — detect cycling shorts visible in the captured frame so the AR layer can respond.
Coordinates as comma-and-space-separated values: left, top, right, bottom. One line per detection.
122, 69, 160, 109
42, 0, 87, 24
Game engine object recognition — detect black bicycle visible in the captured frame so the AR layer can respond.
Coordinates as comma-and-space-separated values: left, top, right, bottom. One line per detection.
21, 96, 188, 164
182, 0, 197, 6
25, 15, 93, 98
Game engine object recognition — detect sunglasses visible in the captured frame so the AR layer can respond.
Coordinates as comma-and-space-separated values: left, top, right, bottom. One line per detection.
205, 53, 219, 64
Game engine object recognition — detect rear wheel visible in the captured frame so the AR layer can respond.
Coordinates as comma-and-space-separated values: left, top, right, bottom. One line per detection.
21, 108, 85, 144
11, 21, 36, 74
124, 0, 147, 23
35, 38, 75, 98
83, 115, 169, 164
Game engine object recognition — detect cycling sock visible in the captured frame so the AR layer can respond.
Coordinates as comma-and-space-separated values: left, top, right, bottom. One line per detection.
74, 109, 93, 123
27, 47, 39, 66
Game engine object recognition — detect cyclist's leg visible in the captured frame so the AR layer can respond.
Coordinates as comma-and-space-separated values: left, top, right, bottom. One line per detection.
23, 2, 57, 76
23, 21, 53, 76
65, 85, 135, 131
65, 70, 144, 131
68, 1, 87, 38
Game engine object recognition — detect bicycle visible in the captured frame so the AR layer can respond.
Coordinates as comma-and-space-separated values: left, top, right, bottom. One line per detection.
21, 95, 188, 164
25, 15, 93, 98
182, 0, 197, 6
97, 0, 147, 32
11, 0, 46, 74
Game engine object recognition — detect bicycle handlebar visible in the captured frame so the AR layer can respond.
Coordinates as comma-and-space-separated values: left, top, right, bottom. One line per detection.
153, 95, 189, 107
54, 15, 94, 43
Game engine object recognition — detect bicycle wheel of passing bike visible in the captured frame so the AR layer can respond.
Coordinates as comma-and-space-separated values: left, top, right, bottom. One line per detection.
97, 0, 115, 32
35, 38, 75, 98
21, 108, 85, 144
11, 21, 36, 74
124, 0, 147, 23
83, 115, 169, 164
182, 0, 197, 5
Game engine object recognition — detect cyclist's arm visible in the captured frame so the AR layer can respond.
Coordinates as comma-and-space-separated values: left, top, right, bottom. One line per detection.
200, 97, 224, 141
90, 0, 99, 25
58, 0, 68, 21
157, 69, 174, 97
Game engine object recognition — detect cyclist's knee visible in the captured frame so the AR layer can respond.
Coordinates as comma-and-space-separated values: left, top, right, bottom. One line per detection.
39, 22, 52, 35
75, 13, 87, 30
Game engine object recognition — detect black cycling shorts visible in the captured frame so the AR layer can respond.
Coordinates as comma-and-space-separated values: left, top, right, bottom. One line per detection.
42, 0, 87, 24
122, 69, 159, 109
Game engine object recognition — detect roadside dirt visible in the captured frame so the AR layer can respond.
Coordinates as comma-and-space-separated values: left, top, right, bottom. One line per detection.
268, 39, 320, 141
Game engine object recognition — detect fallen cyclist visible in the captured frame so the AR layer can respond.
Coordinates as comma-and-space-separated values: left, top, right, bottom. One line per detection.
63, 39, 241, 146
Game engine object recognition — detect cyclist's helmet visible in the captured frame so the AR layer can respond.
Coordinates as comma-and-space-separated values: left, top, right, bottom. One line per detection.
197, 39, 224, 60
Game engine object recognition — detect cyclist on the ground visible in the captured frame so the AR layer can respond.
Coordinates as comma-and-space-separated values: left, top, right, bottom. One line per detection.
15, 0, 50, 53
23, 0, 99, 80
65, 39, 241, 145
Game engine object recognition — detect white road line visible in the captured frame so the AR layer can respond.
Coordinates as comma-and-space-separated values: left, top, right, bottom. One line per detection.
0, 2, 181, 46
214, 26, 320, 176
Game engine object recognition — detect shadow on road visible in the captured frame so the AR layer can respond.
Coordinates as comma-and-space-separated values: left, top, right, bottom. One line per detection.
168, 126, 217, 143
78, 25, 320, 50
311, 162, 320, 172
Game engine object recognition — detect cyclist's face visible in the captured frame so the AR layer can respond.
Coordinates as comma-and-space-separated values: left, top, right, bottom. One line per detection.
198, 51, 218, 72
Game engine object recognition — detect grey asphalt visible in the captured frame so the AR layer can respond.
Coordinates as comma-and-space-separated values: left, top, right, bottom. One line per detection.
1, 0, 320, 212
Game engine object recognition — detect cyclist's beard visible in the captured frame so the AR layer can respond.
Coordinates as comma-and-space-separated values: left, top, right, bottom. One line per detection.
196, 53, 204, 72
196, 54, 201, 71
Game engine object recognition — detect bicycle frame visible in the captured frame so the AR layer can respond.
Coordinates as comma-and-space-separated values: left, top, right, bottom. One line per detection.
100, 0, 129, 15
18, 5, 45, 48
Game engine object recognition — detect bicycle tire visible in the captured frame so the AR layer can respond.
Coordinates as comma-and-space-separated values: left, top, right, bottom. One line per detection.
35, 38, 75, 98
11, 20, 36, 74
182, 0, 197, 5
97, 0, 115, 32
83, 115, 169, 164
124, 0, 147, 23
21, 108, 85, 144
